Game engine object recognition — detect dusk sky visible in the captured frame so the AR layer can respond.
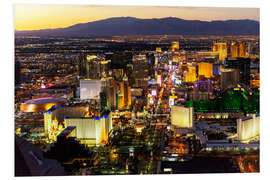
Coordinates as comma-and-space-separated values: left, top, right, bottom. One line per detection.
14, 4, 260, 31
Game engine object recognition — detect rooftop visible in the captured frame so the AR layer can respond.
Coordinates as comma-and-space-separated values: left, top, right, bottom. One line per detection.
58, 126, 76, 137
23, 97, 66, 105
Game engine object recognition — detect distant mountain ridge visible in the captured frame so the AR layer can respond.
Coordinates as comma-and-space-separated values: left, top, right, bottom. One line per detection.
15, 17, 259, 37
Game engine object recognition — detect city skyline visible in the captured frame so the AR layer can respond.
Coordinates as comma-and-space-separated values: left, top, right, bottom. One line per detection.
13, 3, 260, 177
14, 4, 259, 31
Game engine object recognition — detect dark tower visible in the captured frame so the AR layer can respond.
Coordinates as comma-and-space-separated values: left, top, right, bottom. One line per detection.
225, 58, 251, 86
78, 53, 87, 77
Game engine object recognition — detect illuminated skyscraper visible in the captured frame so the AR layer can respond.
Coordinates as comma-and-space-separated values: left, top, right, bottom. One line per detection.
44, 105, 112, 145
237, 114, 260, 142
132, 54, 149, 87
44, 111, 53, 138
185, 71, 197, 83
230, 42, 247, 58
171, 106, 193, 128
77, 53, 87, 77
65, 114, 112, 145
185, 66, 197, 83
171, 41, 180, 52
230, 42, 239, 58
100, 60, 111, 78
196, 51, 219, 61
104, 80, 118, 110
44, 106, 89, 138
118, 81, 125, 110
239, 42, 247, 58
118, 77, 131, 110
198, 62, 213, 79
212, 42, 227, 61
124, 77, 132, 109
78, 54, 110, 79
86, 55, 101, 79
156, 47, 162, 53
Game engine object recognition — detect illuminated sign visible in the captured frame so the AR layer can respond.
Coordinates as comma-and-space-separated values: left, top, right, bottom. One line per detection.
164, 168, 172, 172
175, 79, 181, 85
87, 55, 97, 61
157, 75, 162, 86
135, 127, 143, 133
100, 60, 110, 64
178, 98, 185, 102
169, 98, 174, 106
151, 90, 157, 96
41, 83, 46, 89
149, 98, 154, 104
156, 47, 162, 53
148, 81, 157, 85
169, 95, 178, 99
172, 74, 175, 80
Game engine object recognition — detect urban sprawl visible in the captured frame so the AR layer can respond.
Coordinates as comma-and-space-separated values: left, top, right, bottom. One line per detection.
15, 35, 260, 175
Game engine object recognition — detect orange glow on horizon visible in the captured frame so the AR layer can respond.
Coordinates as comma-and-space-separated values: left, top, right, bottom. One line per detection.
14, 4, 98, 31
14, 4, 260, 31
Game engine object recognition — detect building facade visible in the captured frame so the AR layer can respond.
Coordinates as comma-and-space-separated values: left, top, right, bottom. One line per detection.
80, 79, 102, 100
220, 69, 240, 89
225, 58, 251, 86
198, 62, 213, 79
65, 114, 112, 145
212, 42, 227, 61
237, 114, 260, 142
171, 106, 193, 128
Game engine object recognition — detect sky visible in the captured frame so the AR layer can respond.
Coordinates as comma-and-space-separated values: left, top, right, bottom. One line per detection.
14, 4, 260, 31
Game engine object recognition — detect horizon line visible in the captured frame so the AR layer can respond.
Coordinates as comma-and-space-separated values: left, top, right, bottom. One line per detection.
14, 16, 259, 32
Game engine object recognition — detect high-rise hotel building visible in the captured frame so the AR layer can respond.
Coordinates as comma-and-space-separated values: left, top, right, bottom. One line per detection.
220, 69, 240, 89
198, 62, 213, 79
132, 54, 149, 87
231, 41, 247, 58
171, 41, 180, 52
225, 58, 251, 86
184, 66, 197, 83
77, 54, 111, 79
118, 78, 131, 110
212, 42, 227, 61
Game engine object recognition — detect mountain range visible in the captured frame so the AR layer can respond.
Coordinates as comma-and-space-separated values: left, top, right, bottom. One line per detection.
15, 17, 259, 37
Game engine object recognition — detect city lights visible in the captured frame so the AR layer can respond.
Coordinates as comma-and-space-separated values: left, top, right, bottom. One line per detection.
151, 89, 157, 96
14, 4, 260, 176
